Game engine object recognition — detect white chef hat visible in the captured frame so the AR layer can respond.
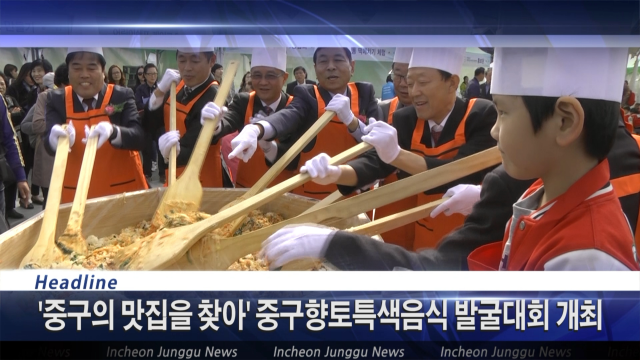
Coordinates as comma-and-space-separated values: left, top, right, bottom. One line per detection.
177, 47, 215, 54
393, 48, 413, 64
67, 48, 103, 56
251, 47, 287, 72
491, 47, 628, 103
409, 48, 465, 75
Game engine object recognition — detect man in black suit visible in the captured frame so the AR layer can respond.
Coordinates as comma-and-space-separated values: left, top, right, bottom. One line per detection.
228, 47, 381, 199
45, 47, 147, 204
214, 47, 293, 188
144, 47, 232, 188
285, 66, 316, 97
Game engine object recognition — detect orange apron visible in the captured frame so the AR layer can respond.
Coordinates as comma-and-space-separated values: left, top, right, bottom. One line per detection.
163, 80, 223, 188
234, 92, 293, 188
387, 97, 399, 124
376, 99, 478, 251
62, 85, 148, 204
290, 83, 360, 200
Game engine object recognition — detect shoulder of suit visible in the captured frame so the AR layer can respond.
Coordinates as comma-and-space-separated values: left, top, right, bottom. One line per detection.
49, 88, 66, 101
393, 105, 416, 118
378, 98, 393, 107
353, 81, 374, 91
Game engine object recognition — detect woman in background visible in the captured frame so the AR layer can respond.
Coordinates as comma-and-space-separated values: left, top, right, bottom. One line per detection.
106, 65, 126, 86
3, 64, 18, 86
239, 71, 252, 93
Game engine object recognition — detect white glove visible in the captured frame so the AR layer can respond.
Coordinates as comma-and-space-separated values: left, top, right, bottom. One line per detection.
361, 118, 401, 163
157, 69, 181, 93
430, 184, 482, 217
158, 130, 180, 161
229, 124, 260, 163
200, 102, 227, 136
249, 111, 275, 150
325, 94, 355, 126
83, 121, 114, 149
300, 153, 341, 185
49, 121, 76, 152
260, 224, 336, 269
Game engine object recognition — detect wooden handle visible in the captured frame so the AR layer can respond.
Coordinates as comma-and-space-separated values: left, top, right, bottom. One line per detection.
65, 126, 98, 231
250, 111, 335, 194
346, 198, 448, 237
19, 129, 71, 268
179, 146, 502, 270
223, 110, 336, 234
300, 190, 343, 216
168, 82, 177, 185
121, 142, 372, 270
182, 61, 239, 179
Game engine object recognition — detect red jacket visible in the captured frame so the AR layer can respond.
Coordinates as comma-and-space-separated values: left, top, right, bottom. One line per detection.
468, 160, 640, 271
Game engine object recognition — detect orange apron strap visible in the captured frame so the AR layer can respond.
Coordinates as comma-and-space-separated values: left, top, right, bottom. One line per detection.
286, 95, 293, 106
467, 242, 503, 271
314, 86, 326, 118
410, 98, 475, 159
64, 86, 74, 115
387, 97, 398, 124
347, 83, 359, 116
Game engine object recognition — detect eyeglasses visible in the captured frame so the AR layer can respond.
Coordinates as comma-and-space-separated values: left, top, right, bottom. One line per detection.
251, 73, 283, 81
392, 73, 407, 83
137, 72, 144, 76
145, 73, 158, 77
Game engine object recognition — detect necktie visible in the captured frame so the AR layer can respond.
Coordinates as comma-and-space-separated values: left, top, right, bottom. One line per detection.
82, 98, 95, 111
182, 86, 192, 102
263, 106, 274, 116
431, 124, 443, 146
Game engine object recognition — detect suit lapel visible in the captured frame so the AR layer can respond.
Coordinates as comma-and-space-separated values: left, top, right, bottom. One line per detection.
95, 84, 107, 109
276, 91, 288, 111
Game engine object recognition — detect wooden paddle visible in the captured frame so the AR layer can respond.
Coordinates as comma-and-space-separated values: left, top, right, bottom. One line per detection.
165, 146, 502, 271
151, 61, 239, 228
219, 110, 337, 235
55, 126, 98, 256
19, 126, 71, 269
168, 82, 177, 185
300, 190, 343, 216
345, 198, 448, 237
115, 142, 372, 270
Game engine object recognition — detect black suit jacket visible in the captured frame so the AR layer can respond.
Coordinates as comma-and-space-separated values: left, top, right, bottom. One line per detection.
44, 84, 144, 155
144, 74, 221, 166
338, 97, 498, 196
324, 120, 640, 271
286, 79, 316, 97
262, 82, 382, 171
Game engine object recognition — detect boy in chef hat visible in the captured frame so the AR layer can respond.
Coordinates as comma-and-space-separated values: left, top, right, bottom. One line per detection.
466, 47, 639, 271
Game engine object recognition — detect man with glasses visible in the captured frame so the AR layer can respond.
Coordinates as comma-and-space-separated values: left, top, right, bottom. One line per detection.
228, 47, 381, 200
215, 47, 293, 188
145, 46, 232, 188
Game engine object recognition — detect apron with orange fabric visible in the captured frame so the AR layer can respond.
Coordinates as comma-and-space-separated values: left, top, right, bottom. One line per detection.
163, 80, 223, 187
376, 99, 478, 251
62, 84, 148, 204
234, 92, 293, 188
290, 83, 361, 200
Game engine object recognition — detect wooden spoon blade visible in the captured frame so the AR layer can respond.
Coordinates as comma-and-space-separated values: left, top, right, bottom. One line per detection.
56, 127, 99, 256
151, 61, 240, 227
118, 142, 372, 270
19, 129, 71, 269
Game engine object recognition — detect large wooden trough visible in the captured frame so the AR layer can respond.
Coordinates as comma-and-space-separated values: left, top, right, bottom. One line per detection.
0, 188, 370, 270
